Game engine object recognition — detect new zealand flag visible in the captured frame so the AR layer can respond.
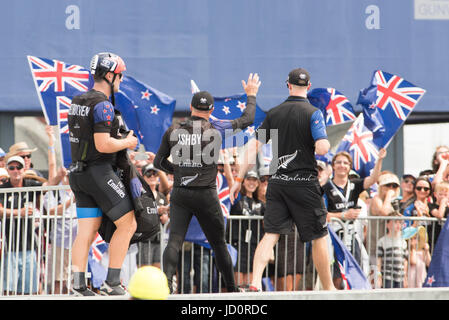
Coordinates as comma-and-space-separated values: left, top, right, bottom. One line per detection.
336, 70, 425, 177
115, 75, 176, 154
28, 56, 94, 168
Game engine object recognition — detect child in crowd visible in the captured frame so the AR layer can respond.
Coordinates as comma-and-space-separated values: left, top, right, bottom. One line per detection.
429, 181, 449, 252
406, 226, 431, 288
377, 213, 409, 288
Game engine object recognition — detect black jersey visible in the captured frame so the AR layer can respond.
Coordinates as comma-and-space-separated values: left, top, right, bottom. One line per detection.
154, 96, 257, 188
323, 178, 365, 212
255, 96, 327, 186
68, 89, 124, 165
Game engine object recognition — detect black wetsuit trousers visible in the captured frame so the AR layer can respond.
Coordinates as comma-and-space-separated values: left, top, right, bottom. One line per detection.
163, 187, 237, 292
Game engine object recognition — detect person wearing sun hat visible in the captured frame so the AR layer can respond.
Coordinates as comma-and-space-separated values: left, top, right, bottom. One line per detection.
0, 155, 44, 294
6, 141, 38, 170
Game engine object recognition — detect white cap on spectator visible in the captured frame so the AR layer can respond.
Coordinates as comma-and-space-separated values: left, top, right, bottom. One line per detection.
6, 155, 25, 167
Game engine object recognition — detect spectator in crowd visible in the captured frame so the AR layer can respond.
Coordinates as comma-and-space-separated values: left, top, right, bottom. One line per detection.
0, 167, 8, 185
138, 163, 170, 269
323, 149, 386, 289
256, 166, 270, 204
42, 125, 77, 294
430, 145, 449, 187
316, 160, 330, 187
228, 170, 265, 287
0, 147, 6, 168
406, 226, 431, 288
5, 141, 42, 176
377, 212, 408, 288
399, 174, 416, 213
402, 176, 432, 228
429, 181, 449, 252
0, 156, 44, 294
368, 171, 401, 287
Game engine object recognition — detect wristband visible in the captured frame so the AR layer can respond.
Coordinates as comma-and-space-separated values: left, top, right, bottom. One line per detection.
48, 146, 55, 152
235, 176, 243, 183
341, 211, 345, 220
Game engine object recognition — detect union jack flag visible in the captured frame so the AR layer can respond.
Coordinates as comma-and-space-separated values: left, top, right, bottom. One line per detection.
56, 96, 70, 134
90, 233, 108, 263
336, 114, 379, 178
216, 171, 231, 217
56, 96, 72, 168
328, 227, 371, 290
374, 70, 425, 121
357, 70, 426, 148
27, 56, 93, 125
87, 233, 108, 288
308, 88, 356, 126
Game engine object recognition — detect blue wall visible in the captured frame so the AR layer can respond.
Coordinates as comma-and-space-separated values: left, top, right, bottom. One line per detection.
1, 0, 448, 113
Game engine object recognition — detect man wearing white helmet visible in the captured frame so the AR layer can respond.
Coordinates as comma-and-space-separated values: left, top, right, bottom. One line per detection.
68, 52, 138, 296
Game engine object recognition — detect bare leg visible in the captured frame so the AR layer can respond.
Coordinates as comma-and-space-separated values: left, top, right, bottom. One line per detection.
71, 217, 102, 272
311, 235, 336, 290
250, 233, 280, 290
108, 210, 137, 268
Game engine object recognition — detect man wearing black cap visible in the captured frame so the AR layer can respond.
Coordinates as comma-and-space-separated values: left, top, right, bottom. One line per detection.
231, 68, 336, 291
154, 73, 261, 293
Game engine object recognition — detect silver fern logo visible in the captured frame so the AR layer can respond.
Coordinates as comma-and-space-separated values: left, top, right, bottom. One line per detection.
277, 150, 298, 169
180, 173, 199, 186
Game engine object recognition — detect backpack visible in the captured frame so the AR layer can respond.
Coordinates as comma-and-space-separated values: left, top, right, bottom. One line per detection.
98, 150, 161, 244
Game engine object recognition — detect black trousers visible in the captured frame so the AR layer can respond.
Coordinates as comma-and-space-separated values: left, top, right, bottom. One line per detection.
163, 187, 237, 292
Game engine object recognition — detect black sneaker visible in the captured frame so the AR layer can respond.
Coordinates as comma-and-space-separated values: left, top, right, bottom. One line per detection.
99, 281, 128, 296
71, 286, 98, 296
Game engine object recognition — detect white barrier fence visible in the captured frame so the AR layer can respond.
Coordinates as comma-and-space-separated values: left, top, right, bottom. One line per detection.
0, 185, 446, 296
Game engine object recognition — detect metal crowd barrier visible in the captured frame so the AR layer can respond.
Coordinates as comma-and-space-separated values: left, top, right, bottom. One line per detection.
0, 184, 446, 296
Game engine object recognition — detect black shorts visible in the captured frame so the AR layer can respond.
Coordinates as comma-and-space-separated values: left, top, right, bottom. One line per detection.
264, 182, 328, 243
69, 163, 134, 222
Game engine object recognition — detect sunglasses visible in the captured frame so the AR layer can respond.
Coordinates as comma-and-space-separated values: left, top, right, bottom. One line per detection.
416, 186, 430, 192
21, 154, 31, 159
144, 170, 158, 177
8, 165, 23, 171
260, 176, 270, 183
384, 183, 399, 189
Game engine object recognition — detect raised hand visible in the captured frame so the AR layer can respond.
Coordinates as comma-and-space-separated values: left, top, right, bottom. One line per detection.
241, 73, 261, 96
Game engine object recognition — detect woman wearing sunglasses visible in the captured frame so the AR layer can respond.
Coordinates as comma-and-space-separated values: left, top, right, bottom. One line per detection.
402, 176, 432, 228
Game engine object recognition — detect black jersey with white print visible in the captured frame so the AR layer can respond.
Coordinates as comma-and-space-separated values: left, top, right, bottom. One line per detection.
255, 96, 327, 186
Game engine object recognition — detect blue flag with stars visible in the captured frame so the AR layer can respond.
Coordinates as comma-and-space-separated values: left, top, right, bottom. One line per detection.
116, 75, 176, 153
423, 218, 449, 287
210, 94, 266, 148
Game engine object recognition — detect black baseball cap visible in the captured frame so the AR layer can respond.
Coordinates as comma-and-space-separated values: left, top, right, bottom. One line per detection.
402, 174, 416, 181
287, 68, 310, 86
191, 91, 214, 111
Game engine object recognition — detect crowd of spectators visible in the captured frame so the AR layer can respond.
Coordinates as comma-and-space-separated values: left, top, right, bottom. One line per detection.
0, 125, 448, 294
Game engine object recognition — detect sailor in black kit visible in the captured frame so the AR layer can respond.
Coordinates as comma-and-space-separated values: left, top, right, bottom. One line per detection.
154, 73, 261, 293
231, 68, 337, 291
68, 52, 138, 296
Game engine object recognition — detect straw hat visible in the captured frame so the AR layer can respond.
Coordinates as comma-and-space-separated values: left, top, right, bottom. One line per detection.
23, 169, 47, 183
6, 141, 38, 160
